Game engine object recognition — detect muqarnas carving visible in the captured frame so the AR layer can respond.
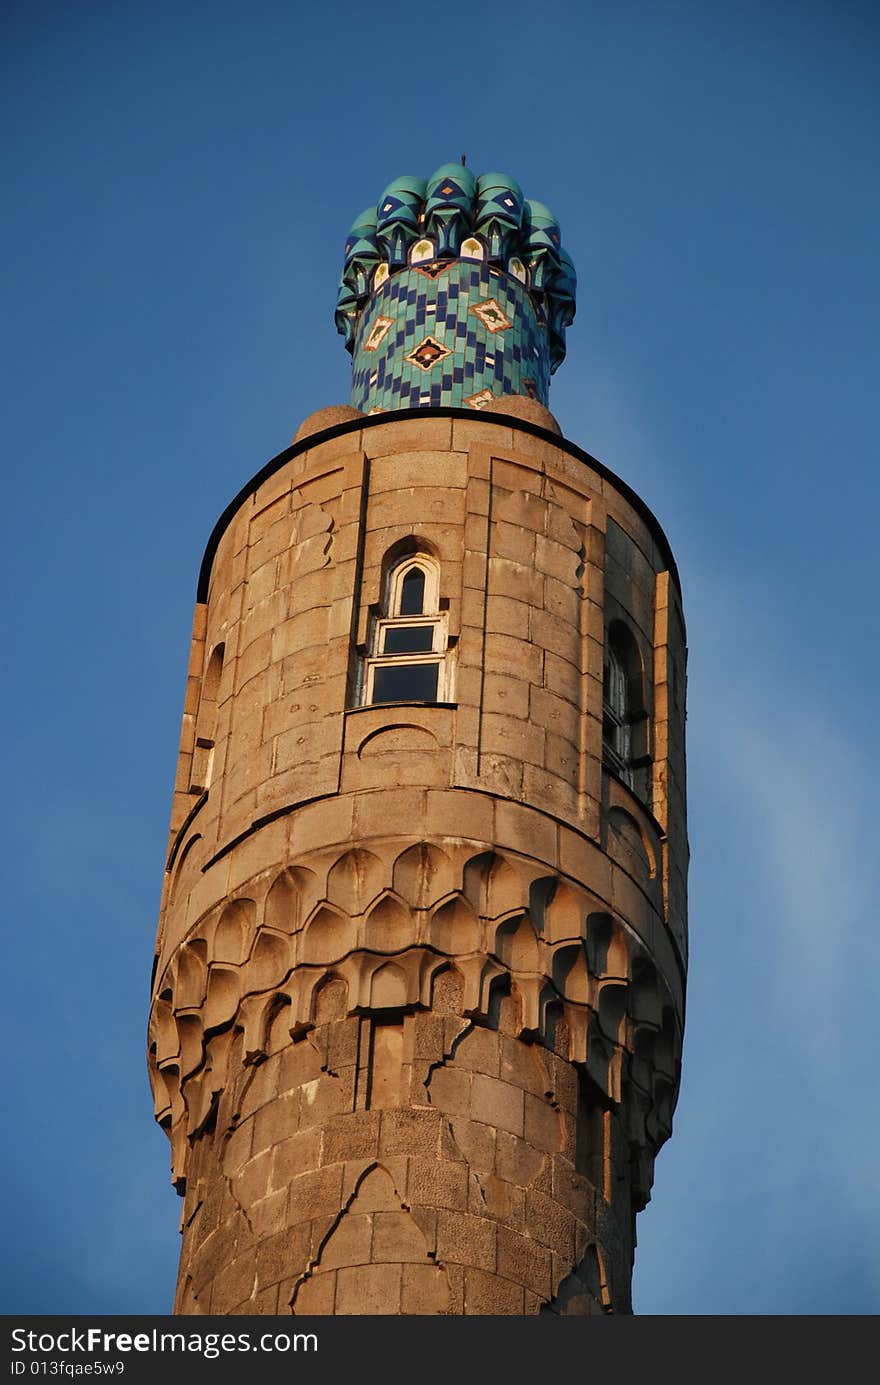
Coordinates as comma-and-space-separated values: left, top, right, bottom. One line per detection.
474, 171, 525, 267
423, 163, 478, 261
149, 840, 680, 1229
336, 206, 380, 351
376, 175, 427, 270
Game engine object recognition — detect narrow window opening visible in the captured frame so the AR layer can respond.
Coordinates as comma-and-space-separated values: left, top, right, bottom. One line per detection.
399, 567, 425, 615
373, 662, 440, 703
602, 621, 648, 791
363, 555, 450, 705
382, 624, 434, 654
190, 642, 224, 793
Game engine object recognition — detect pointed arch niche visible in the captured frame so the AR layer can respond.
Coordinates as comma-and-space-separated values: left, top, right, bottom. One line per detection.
362, 551, 450, 705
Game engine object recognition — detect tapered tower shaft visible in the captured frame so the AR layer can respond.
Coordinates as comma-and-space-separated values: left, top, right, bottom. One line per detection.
148, 169, 687, 1316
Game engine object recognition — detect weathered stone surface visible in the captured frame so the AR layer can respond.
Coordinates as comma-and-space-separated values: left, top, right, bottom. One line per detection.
151, 411, 687, 1317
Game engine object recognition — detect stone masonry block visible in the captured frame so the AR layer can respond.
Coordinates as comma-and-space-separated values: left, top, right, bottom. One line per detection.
225, 820, 290, 897
425, 789, 494, 843
291, 1270, 336, 1314
521, 763, 579, 826
369, 451, 468, 493
543, 651, 584, 706
274, 718, 343, 772
531, 608, 580, 664
248, 1187, 288, 1240
448, 1025, 500, 1077
482, 671, 530, 720
232, 1148, 271, 1208
371, 1210, 431, 1263
407, 1158, 469, 1211
544, 731, 580, 787
255, 1221, 312, 1290
234, 632, 272, 692
289, 796, 355, 855
470, 1074, 524, 1137
400, 1262, 452, 1314
455, 417, 515, 452
531, 684, 579, 737
481, 711, 545, 766
444, 1116, 496, 1170
321, 1111, 381, 1164
316, 1210, 373, 1269
496, 1225, 552, 1300
379, 1107, 443, 1158
288, 1164, 345, 1225
494, 799, 557, 869
372, 484, 467, 529
244, 1284, 279, 1314
543, 575, 582, 628
436, 1210, 497, 1272
535, 533, 582, 585
270, 1127, 322, 1191
210, 1251, 257, 1315
351, 788, 426, 842
488, 555, 544, 605
424, 1065, 473, 1119
221, 1119, 253, 1177
498, 1036, 548, 1096
365, 417, 452, 455
335, 1263, 402, 1315
462, 548, 489, 593
523, 1188, 575, 1260
252, 1090, 300, 1156
464, 1267, 524, 1315
524, 1092, 564, 1153
493, 1129, 546, 1188
464, 475, 490, 517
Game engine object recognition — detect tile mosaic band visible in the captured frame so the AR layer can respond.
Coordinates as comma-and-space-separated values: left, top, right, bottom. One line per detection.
351, 260, 550, 414
335, 166, 576, 414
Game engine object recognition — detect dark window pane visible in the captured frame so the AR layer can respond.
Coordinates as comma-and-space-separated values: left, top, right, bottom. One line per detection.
372, 662, 439, 703
399, 568, 425, 615
383, 624, 434, 654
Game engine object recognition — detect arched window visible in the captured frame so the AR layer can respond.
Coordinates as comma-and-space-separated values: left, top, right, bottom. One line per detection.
364, 555, 449, 705
602, 621, 648, 789
189, 642, 224, 793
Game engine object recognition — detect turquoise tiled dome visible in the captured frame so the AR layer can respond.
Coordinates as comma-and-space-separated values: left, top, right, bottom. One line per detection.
335, 168, 576, 415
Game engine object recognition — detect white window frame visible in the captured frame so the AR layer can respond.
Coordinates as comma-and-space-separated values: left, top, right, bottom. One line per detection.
363, 556, 451, 705
603, 642, 633, 787
387, 557, 440, 618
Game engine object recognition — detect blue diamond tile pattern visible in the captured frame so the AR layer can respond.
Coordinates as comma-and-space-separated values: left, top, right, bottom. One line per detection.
351, 260, 550, 414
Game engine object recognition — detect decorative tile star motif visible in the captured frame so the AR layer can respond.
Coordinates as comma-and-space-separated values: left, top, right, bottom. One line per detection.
406, 336, 451, 371
465, 388, 495, 410
469, 298, 512, 334
413, 260, 449, 280
363, 316, 394, 352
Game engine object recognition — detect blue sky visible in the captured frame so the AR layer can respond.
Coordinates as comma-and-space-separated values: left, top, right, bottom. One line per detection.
2, 0, 878, 1314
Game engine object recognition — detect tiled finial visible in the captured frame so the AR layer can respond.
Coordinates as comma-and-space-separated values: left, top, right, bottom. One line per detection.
334, 169, 576, 415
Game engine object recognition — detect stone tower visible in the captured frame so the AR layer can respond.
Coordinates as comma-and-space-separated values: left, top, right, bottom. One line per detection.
148, 166, 688, 1316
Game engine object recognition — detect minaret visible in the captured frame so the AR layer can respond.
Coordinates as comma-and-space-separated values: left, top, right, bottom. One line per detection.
148, 165, 688, 1316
